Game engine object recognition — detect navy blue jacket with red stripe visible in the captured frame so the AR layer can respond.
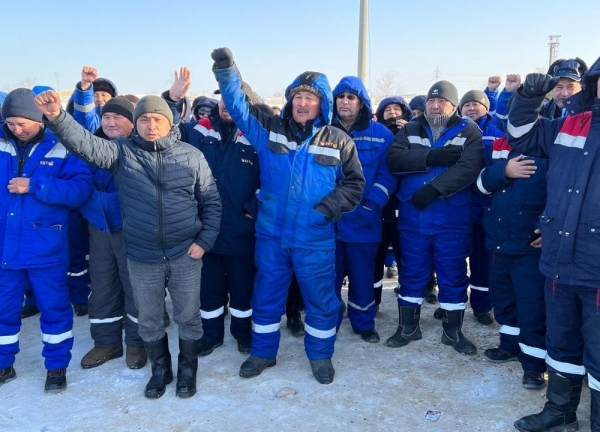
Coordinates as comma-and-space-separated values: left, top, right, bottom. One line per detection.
507, 72, 600, 287
477, 137, 547, 255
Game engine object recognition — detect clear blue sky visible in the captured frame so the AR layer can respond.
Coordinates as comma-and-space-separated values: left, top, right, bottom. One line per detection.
4, 0, 599, 98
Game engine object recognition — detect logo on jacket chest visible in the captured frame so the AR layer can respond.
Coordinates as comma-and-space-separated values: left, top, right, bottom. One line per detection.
241, 158, 254, 165
39, 160, 54, 166
318, 141, 339, 149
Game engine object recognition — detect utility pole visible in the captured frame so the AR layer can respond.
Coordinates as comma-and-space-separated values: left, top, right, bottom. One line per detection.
548, 35, 561, 68
54, 72, 60, 93
357, 0, 368, 83
433, 66, 441, 81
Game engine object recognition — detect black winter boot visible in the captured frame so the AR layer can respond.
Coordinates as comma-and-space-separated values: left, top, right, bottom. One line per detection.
309, 359, 335, 384
386, 305, 422, 348
44, 368, 67, 393
440, 309, 477, 355
176, 338, 198, 398
143, 335, 173, 399
0, 366, 16, 386
591, 389, 600, 432
514, 372, 581, 432
239, 355, 276, 378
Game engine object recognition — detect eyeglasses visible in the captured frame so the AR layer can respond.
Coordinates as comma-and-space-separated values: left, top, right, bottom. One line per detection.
336, 93, 358, 101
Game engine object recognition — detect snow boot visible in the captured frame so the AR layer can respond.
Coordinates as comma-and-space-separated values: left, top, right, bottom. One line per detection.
386, 305, 422, 348
176, 338, 198, 398
44, 368, 67, 393
126, 346, 147, 369
20, 304, 40, 319
309, 359, 335, 384
441, 309, 477, 355
143, 335, 173, 399
474, 310, 495, 326
80, 346, 123, 369
484, 347, 518, 363
73, 302, 88, 317
0, 366, 16, 386
237, 339, 251, 354
286, 315, 305, 337
591, 388, 600, 432
239, 355, 276, 379
514, 372, 581, 432
523, 371, 546, 390
198, 338, 223, 357
357, 329, 380, 343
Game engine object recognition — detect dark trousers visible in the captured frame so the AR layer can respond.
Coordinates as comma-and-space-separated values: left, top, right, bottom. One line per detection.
88, 225, 142, 348
200, 253, 254, 342
545, 279, 600, 392
488, 253, 546, 372
469, 223, 491, 313
374, 222, 401, 305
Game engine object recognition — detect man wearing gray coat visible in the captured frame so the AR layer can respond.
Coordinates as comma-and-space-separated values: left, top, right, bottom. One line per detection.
34, 90, 222, 400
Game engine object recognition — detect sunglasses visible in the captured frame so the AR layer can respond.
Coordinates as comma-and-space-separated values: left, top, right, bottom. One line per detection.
336, 93, 358, 101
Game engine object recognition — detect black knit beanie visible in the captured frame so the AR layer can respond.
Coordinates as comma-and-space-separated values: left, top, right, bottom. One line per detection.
101, 96, 134, 123
93, 78, 116, 97
427, 80, 459, 107
2, 88, 43, 123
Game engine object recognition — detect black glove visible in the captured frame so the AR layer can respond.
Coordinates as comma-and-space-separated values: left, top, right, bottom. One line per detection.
520, 73, 559, 98
211, 47, 234, 70
411, 185, 440, 210
426, 146, 462, 167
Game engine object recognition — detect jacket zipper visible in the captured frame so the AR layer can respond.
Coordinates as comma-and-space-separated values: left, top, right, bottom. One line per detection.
155, 143, 167, 261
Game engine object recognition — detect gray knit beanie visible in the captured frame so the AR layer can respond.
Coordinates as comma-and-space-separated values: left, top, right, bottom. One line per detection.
2, 88, 43, 123
459, 90, 490, 111
133, 95, 173, 126
427, 80, 459, 107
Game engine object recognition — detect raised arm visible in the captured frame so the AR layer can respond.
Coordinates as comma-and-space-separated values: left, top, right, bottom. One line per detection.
35, 90, 120, 171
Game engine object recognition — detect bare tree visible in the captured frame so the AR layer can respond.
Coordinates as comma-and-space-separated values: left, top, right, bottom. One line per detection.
3, 77, 37, 92
373, 71, 406, 99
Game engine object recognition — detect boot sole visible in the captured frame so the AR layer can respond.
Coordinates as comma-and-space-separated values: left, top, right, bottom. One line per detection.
239, 359, 276, 378
176, 387, 197, 398
81, 349, 124, 369
484, 356, 518, 364
44, 386, 66, 394
514, 421, 578, 432
522, 381, 547, 390
198, 341, 223, 357
441, 336, 477, 355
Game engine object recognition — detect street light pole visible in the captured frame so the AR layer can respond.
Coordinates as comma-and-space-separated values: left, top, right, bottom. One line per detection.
357, 0, 368, 82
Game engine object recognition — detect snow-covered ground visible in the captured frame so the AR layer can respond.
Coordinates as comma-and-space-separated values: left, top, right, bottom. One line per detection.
0, 280, 592, 432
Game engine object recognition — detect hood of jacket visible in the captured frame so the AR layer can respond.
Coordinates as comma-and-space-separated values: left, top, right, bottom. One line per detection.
375, 96, 413, 123
282, 71, 333, 129
332, 76, 372, 131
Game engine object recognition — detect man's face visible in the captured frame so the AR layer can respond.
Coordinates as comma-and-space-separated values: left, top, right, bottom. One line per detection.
5, 117, 42, 142
552, 78, 582, 108
272, 107, 281, 115
291, 91, 321, 126
94, 91, 112, 107
412, 108, 424, 117
383, 103, 403, 120
136, 113, 171, 141
102, 113, 133, 139
218, 99, 232, 123
336, 92, 363, 124
426, 98, 455, 116
461, 101, 487, 121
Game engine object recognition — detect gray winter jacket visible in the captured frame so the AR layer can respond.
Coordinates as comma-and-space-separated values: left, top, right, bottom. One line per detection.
45, 110, 221, 263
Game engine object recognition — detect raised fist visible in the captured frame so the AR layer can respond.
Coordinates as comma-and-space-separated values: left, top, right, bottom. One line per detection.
211, 47, 234, 70
521, 73, 559, 99
80, 66, 98, 90
34, 90, 62, 121
487, 76, 502, 91
505, 74, 522, 92
169, 67, 191, 102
